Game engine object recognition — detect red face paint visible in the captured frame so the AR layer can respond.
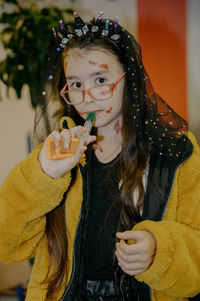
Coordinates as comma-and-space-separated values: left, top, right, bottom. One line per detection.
89, 60, 98, 66
106, 106, 112, 114
64, 61, 68, 74
100, 87, 111, 97
76, 109, 84, 116
114, 120, 122, 135
96, 142, 103, 153
99, 64, 109, 70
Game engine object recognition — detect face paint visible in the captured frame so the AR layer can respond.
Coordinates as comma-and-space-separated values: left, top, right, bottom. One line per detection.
99, 64, 109, 70
89, 60, 98, 65
66, 49, 124, 129
114, 119, 122, 135
100, 88, 111, 97
64, 61, 68, 74
106, 106, 112, 114
75, 108, 84, 116
94, 141, 103, 153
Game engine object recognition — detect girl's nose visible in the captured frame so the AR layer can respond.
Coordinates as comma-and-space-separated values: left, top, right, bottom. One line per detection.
84, 90, 94, 104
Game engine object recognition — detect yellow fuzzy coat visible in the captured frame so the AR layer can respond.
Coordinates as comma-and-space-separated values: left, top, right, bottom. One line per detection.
0, 130, 200, 301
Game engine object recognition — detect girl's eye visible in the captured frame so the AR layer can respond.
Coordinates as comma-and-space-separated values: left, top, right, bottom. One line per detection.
71, 82, 83, 90
95, 77, 107, 85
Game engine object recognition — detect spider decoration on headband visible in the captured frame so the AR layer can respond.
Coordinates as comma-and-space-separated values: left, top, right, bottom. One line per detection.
34, 11, 189, 162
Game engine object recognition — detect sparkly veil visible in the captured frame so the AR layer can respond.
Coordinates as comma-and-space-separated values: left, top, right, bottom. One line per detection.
33, 13, 188, 160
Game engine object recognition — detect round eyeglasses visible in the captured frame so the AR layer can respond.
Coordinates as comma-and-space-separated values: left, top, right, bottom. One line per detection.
60, 72, 126, 105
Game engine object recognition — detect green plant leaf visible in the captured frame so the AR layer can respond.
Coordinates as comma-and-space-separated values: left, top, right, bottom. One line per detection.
0, 3, 74, 107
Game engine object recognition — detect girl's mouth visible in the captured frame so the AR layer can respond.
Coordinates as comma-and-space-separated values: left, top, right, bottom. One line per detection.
83, 110, 104, 116
92, 110, 104, 115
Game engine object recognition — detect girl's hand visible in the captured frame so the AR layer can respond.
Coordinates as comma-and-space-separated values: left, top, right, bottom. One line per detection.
115, 230, 157, 275
39, 126, 96, 178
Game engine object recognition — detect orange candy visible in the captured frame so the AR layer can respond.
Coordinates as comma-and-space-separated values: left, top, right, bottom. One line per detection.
46, 137, 80, 159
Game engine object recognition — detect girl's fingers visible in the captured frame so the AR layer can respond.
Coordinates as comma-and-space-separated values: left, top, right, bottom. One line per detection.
115, 246, 143, 263
63, 145, 87, 172
116, 240, 139, 255
71, 126, 87, 138
118, 264, 144, 276
60, 129, 71, 149
79, 134, 96, 147
48, 130, 61, 146
74, 145, 87, 160
115, 239, 155, 276
116, 249, 149, 275
117, 257, 145, 273
49, 126, 96, 148
40, 127, 96, 178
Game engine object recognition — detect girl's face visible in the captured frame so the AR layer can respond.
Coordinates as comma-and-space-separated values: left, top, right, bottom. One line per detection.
63, 48, 125, 128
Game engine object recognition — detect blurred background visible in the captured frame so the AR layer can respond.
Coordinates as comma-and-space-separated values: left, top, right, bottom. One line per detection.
0, 0, 199, 299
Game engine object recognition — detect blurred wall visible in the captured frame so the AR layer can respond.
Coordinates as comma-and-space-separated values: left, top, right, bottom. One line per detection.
187, 0, 200, 142
0, 0, 80, 186
0, 0, 200, 186
0, 85, 34, 186
78, 0, 137, 36
137, 0, 200, 142
138, 0, 187, 121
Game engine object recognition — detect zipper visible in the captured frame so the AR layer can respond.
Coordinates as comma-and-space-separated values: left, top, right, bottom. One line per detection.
146, 152, 193, 301
61, 212, 82, 300
161, 152, 192, 220
147, 150, 193, 301
61, 164, 87, 301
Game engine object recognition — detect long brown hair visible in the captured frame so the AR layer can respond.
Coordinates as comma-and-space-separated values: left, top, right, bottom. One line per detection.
45, 35, 148, 298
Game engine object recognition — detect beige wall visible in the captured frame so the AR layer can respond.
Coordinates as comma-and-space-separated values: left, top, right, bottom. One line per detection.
0, 84, 34, 185
187, 0, 200, 141
79, 0, 137, 36
0, 0, 80, 186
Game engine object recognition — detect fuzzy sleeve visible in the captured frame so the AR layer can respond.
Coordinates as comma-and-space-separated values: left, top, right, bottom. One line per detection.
133, 132, 200, 298
0, 145, 71, 263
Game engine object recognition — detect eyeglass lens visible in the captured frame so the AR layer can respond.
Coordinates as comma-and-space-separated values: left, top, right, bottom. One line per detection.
65, 85, 112, 104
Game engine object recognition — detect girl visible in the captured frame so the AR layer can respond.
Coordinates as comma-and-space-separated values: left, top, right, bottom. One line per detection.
0, 12, 200, 301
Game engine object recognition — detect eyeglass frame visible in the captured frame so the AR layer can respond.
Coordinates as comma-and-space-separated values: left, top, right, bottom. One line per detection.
60, 71, 126, 105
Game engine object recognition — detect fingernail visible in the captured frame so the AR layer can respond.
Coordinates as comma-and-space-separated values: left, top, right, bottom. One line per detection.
116, 232, 122, 236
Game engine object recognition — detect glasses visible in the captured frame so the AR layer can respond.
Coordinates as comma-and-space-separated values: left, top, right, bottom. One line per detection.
60, 72, 126, 105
